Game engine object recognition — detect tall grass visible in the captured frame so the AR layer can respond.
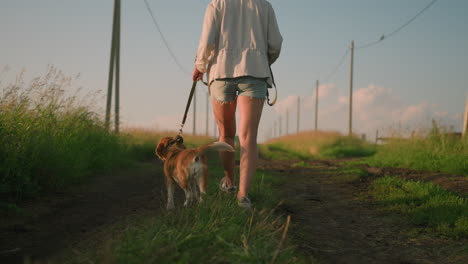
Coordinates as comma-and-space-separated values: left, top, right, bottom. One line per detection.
0, 67, 129, 202
262, 131, 376, 159
366, 130, 468, 175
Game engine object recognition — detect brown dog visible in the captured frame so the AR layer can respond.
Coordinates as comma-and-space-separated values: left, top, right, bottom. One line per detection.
156, 137, 235, 210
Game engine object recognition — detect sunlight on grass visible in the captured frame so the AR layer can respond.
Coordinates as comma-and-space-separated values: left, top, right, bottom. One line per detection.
365, 131, 468, 176
261, 130, 376, 159
370, 176, 468, 238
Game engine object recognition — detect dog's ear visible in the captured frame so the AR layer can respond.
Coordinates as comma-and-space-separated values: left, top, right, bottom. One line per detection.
155, 142, 165, 160
155, 138, 171, 160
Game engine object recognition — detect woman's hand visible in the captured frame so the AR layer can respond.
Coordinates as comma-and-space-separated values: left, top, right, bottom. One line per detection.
192, 67, 204, 82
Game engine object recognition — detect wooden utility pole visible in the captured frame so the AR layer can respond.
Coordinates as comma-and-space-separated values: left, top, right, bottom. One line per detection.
463, 94, 468, 137
297, 96, 300, 134
114, 0, 121, 133
349, 40, 355, 136
206, 92, 209, 136
315, 80, 319, 131
105, 0, 121, 133
193, 85, 197, 135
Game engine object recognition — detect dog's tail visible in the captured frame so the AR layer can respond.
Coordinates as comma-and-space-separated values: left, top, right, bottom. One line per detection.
197, 142, 235, 156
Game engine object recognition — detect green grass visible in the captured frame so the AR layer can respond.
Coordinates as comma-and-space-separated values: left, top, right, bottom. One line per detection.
259, 143, 312, 160
0, 67, 133, 204
60, 153, 310, 264
318, 136, 376, 158
261, 131, 376, 160
365, 134, 468, 176
370, 176, 468, 238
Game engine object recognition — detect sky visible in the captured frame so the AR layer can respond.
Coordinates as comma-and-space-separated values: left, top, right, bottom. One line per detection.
1, 0, 467, 142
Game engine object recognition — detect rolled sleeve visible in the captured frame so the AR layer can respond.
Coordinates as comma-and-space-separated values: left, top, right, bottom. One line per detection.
195, 4, 218, 73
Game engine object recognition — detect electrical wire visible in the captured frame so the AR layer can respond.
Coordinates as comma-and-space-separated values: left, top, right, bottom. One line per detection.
322, 47, 350, 83
356, 0, 438, 50
143, 0, 190, 75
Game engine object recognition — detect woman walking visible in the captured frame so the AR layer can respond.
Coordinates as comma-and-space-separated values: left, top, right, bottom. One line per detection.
193, 0, 282, 208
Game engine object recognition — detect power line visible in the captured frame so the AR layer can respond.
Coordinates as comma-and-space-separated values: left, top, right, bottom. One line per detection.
322, 47, 350, 83
143, 0, 190, 75
356, 0, 438, 50
321, 0, 438, 83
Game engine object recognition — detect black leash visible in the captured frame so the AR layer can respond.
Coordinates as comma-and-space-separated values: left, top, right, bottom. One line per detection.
178, 80, 197, 137
176, 79, 208, 142
266, 66, 278, 106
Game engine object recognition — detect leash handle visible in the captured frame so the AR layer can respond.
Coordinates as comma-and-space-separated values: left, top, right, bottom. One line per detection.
267, 66, 278, 106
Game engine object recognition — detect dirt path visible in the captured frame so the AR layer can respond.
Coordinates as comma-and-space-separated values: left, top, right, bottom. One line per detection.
259, 159, 468, 264
1, 158, 467, 264
0, 161, 165, 263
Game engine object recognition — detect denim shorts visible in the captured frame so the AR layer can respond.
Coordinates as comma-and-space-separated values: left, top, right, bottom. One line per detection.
209, 76, 268, 102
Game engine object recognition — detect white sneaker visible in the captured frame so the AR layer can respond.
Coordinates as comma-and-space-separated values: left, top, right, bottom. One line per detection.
237, 196, 252, 210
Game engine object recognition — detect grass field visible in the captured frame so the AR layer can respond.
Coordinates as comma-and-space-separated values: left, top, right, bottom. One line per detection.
0, 68, 133, 205
261, 131, 376, 160
365, 133, 468, 176
370, 176, 468, 238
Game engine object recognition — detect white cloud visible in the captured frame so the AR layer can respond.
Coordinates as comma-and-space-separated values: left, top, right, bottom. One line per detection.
328, 84, 462, 137
262, 84, 463, 141
273, 95, 300, 114
302, 83, 336, 109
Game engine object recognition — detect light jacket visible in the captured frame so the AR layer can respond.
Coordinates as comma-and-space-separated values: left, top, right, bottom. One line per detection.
195, 0, 283, 87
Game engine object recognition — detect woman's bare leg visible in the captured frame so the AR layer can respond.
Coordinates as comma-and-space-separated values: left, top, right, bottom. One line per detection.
211, 99, 237, 187
237, 96, 264, 199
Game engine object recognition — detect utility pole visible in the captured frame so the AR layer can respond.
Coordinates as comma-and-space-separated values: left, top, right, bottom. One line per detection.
286, 109, 289, 135
297, 96, 300, 134
206, 92, 209, 136
114, 0, 121, 134
349, 40, 355, 136
105, 0, 121, 133
193, 84, 197, 135
463, 94, 468, 137
315, 80, 319, 131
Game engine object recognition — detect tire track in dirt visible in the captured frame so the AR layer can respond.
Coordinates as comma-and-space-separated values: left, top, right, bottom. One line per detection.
260, 159, 468, 264
0, 161, 165, 264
